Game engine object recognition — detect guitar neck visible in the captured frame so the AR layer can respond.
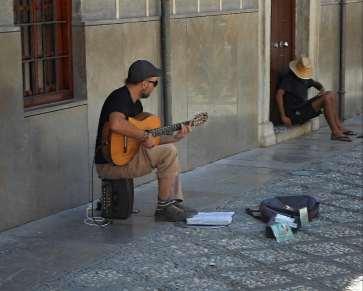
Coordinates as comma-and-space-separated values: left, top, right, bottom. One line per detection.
149, 121, 189, 137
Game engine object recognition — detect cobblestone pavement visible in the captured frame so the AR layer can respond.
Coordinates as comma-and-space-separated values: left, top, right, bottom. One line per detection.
0, 116, 362, 291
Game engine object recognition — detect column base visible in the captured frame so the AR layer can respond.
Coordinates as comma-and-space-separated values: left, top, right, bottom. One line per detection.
258, 121, 276, 147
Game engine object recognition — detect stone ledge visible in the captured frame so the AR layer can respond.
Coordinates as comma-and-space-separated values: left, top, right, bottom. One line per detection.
274, 121, 313, 143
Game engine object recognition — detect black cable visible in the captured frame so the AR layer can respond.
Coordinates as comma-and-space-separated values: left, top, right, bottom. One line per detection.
91, 157, 95, 218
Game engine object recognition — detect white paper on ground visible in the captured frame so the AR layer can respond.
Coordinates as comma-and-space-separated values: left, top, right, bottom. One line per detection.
186, 212, 235, 226
274, 214, 298, 228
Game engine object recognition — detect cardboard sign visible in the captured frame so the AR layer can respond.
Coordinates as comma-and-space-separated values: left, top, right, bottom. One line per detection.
299, 207, 309, 227
271, 223, 295, 242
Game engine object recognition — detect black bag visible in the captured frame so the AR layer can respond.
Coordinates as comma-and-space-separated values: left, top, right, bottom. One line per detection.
101, 178, 134, 219
246, 195, 320, 236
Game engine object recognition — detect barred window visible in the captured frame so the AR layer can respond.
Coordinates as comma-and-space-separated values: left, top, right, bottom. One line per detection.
14, 0, 73, 108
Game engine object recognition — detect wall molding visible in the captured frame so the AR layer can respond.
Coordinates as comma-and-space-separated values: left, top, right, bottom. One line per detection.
0, 26, 20, 33
24, 99, 87, 118
74, 9, 258, 26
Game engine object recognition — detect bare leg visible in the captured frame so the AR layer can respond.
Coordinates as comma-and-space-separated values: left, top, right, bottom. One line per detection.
325, 91, 349, 132
311, 94, 344, 137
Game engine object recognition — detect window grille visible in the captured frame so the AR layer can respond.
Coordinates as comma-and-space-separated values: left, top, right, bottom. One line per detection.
14, 0, 73, 108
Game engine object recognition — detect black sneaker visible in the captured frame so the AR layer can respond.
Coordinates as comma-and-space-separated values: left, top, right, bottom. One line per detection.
154, 204, 187, 222
173, 201, 198, 215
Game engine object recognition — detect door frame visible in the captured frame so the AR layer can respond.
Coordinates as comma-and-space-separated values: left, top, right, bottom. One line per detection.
257, 0, 321, 146
269, 0, 296, 126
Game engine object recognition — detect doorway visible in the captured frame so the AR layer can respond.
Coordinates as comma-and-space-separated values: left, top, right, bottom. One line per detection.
270, 0, 295, 125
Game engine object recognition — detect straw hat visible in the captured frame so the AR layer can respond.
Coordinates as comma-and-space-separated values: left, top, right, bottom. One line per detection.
289, 56, 313, 79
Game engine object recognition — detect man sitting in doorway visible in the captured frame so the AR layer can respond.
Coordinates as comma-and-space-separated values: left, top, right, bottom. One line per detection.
275, 55, 356, 142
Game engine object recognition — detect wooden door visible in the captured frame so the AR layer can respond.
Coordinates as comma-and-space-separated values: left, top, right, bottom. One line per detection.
270, 0, 295, 125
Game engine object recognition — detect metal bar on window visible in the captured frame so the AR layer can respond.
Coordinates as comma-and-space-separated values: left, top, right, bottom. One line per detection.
17, 20, 67, 26
22, 54, 69, 63
31, 1, 39, 95
15, 0, 73, 107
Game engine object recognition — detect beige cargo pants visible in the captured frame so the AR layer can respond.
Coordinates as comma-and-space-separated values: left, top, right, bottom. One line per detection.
96, 144, 183, 201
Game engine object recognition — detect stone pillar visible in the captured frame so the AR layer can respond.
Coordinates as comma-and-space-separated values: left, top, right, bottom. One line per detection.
0, 0, 14, 26
309, 0, 321, 131
257, 0, 276, 146
296, 0, 321, 131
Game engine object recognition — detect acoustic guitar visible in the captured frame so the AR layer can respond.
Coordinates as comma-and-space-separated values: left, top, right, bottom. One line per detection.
102, 112, 208, 166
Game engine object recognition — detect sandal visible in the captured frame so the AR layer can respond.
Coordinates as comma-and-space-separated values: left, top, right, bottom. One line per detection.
343, 130, 357, 136
331, 134, 352, 142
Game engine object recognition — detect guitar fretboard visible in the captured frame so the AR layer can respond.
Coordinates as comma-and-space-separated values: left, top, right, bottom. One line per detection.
148, 121, 189, 137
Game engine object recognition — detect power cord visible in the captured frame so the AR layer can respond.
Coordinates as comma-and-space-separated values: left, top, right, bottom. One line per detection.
83, 157, 111, 227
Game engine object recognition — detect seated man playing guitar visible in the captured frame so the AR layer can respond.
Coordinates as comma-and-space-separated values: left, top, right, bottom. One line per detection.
95, 60, 192, 222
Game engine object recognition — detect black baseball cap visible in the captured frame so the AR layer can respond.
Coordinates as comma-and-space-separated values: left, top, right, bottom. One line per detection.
126, 60, 162, 83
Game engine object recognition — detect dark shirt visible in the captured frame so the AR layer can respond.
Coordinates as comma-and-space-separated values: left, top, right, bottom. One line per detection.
278, 70, 323, 112
95, 86, 143, 164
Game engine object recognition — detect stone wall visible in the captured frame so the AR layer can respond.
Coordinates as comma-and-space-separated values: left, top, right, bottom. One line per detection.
318, 0, 363, 118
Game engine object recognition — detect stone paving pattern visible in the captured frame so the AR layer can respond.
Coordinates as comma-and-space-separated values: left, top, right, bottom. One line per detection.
0, 116, 362, 291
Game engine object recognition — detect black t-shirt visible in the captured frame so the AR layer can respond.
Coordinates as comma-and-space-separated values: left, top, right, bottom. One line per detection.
95, 86, 143, 164
278, 71, 323, 112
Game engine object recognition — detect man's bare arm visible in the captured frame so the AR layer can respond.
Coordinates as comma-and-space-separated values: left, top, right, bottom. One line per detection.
276, 89, 287, 118
109, 112, 145, 141
275, 89, 292, 127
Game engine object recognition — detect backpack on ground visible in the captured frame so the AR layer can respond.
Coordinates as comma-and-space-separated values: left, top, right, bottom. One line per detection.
245, 195, 320, 237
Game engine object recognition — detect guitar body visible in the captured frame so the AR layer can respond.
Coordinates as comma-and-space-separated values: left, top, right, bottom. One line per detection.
107, 113, 161, 166
101, 111, 207, 166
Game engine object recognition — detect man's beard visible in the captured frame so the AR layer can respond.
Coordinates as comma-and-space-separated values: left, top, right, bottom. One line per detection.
141, 92, 150, 99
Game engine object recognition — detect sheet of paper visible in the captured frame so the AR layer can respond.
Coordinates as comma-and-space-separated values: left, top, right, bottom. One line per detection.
275, 214, 298, 228
186, 212, 235, 226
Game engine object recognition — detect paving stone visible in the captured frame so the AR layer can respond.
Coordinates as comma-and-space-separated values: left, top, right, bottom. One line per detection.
71, 268, 132, 288
162, 276, 233, 291
240, 248, 306, 264
268, 183, 310, 195
323, 197, 363, 212
335, 188, 363, 199
333, 254, 363, 272
35, 266, 157, 291
320, 205, 362, 223
283, 175, 324, 185
289, 169, 327, 177
346, 237, 363, 248
220, 270, 291, 289
319, 161, 363, 176
204, 235, 272, 251
291, 241, 357, 257
253, 229, 318, 244
182, 254, 256, 270
314, 191, 344, 203
321, 274, 363, 290
279, 262, 351, 279
303, 223, 362, 239
270, 286, 320, 291
309, 181, 353, 192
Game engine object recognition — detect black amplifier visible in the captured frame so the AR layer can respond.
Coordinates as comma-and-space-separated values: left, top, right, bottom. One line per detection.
101, 178, 134, 219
